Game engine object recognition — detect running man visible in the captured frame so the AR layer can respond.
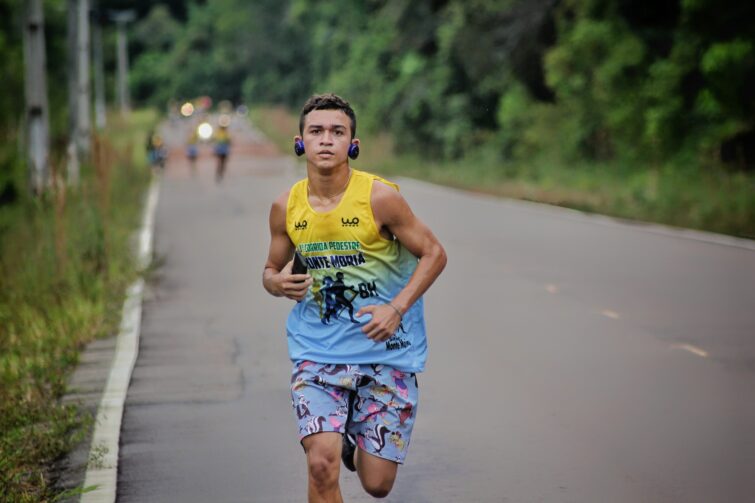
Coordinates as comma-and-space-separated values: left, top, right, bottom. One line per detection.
213, 122, 231, 182
186, 123, 199, 176
146, 130, 167, 171
263, 93, 447, 502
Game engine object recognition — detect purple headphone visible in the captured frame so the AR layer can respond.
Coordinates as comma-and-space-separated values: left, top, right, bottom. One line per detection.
295, 140, 359, 160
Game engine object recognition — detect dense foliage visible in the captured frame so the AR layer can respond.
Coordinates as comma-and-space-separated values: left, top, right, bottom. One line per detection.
0, 113, 152, 502
127, 0, 754, 171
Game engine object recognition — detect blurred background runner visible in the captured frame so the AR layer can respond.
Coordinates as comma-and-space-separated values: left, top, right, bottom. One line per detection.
146, 130, 167, 171
213, 116, 232, 182
186, 123, 199, 176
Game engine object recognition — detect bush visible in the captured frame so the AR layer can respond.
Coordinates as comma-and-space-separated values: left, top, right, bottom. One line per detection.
0, 110, 154, 502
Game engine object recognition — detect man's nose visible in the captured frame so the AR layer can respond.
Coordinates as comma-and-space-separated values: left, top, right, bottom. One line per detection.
320, 131, 334, 144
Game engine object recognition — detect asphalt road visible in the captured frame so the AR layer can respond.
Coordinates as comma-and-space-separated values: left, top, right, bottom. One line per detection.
117, 116, 755, 502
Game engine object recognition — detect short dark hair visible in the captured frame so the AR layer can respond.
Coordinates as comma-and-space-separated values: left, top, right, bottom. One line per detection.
299, 93, 357, 139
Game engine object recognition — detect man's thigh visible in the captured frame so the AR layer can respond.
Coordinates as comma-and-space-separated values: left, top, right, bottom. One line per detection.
291, 361, 354, 439
301, 431, 342, 458
356, 448, 398, 488
349, 366, 419, 464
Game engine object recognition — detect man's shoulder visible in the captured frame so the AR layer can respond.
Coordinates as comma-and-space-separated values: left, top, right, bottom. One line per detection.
274, 178, 307, 208
355, 169, 399, 193
370, 179, 404, 208
289, 177, 308, 193
270, 188, 295, 223
368, 174, 411, 229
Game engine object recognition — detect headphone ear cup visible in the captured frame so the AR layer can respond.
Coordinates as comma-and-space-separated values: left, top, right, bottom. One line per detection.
348, 143, 360, 160
294, 140, 305, 156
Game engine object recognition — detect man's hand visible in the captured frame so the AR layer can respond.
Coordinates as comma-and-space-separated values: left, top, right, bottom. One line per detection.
272, 259, 312, 301
357, 304, 402, 342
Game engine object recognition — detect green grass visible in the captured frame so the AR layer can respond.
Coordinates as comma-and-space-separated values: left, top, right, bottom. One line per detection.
251, 106, 755, 239
0, 109, 155, 502
249, 106, 295, 154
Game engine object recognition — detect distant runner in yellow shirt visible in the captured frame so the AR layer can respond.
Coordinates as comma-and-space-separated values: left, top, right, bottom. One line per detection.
186, 125, 199, 176
213, 123, 231, 182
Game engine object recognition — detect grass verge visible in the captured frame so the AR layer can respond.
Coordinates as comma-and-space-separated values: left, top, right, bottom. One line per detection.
0, 110, 155, 502
251, 106, 754, 239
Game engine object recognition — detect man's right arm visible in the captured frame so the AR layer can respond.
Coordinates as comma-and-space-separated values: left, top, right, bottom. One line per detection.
262, 192, 312, 300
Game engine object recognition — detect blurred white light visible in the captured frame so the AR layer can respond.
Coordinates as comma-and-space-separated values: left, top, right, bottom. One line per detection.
197, 122, 213, 140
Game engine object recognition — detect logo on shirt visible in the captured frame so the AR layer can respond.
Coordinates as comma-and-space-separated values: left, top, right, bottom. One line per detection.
385, 333, 411, 351
341, 217, 359, 227
294, 220, 308, 230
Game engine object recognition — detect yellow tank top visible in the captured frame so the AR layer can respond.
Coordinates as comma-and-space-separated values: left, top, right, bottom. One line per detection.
214, 128, 230, 144
285, 169, 427, 371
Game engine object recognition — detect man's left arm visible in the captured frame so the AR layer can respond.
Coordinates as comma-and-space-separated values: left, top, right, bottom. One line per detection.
357, 182, 447, 341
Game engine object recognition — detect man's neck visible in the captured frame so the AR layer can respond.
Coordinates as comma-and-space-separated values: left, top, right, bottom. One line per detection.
306, 163, 352, 211
307, 164, 351, 193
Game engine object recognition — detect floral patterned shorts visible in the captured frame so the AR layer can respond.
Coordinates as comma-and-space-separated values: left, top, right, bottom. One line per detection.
290, 361, 419, 464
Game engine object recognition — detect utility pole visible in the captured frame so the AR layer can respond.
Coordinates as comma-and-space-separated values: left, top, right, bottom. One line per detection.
66, 0, 91, 186
92, 7, 106, 130
111, 10, 135, 117
66, 0, 79, 185
23, 0, 50, 194
76, 0, 91, 159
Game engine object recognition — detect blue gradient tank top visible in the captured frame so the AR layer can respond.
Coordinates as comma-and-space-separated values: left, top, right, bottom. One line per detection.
285, 169, 427, 372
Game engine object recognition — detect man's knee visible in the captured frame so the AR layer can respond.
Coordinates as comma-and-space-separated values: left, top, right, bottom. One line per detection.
361, 478, 394, 499
358, 464, 396, 499
308, 456, 339, 488
304, 437, 341, 489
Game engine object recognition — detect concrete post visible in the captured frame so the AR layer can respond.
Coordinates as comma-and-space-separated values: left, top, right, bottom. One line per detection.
112, 11, 135, 117
66, 0, 79, 185
76, 0, 91, 161
23, 0, 50, 194
93, 11, 106, 130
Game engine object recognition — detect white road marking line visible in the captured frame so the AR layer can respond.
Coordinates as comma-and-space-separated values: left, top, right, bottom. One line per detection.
545, 284, 558, 294
80, 180, 159, 503
601, 309, 620, 319
671, 344, 709, 358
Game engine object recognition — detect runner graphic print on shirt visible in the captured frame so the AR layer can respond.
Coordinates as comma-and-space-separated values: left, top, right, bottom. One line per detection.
303, 241, 374, 325
319, 272, 359, 324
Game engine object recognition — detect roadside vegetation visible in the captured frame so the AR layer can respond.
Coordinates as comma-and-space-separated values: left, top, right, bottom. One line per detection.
0, 110, 154, 502
134, 0, 753, 239
253, 106, 754, 237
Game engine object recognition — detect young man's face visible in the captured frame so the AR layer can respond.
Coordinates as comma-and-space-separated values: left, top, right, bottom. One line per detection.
299, 109, 357, 170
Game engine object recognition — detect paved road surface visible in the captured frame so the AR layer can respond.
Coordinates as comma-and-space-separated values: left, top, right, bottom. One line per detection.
117, 115, 755, 502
